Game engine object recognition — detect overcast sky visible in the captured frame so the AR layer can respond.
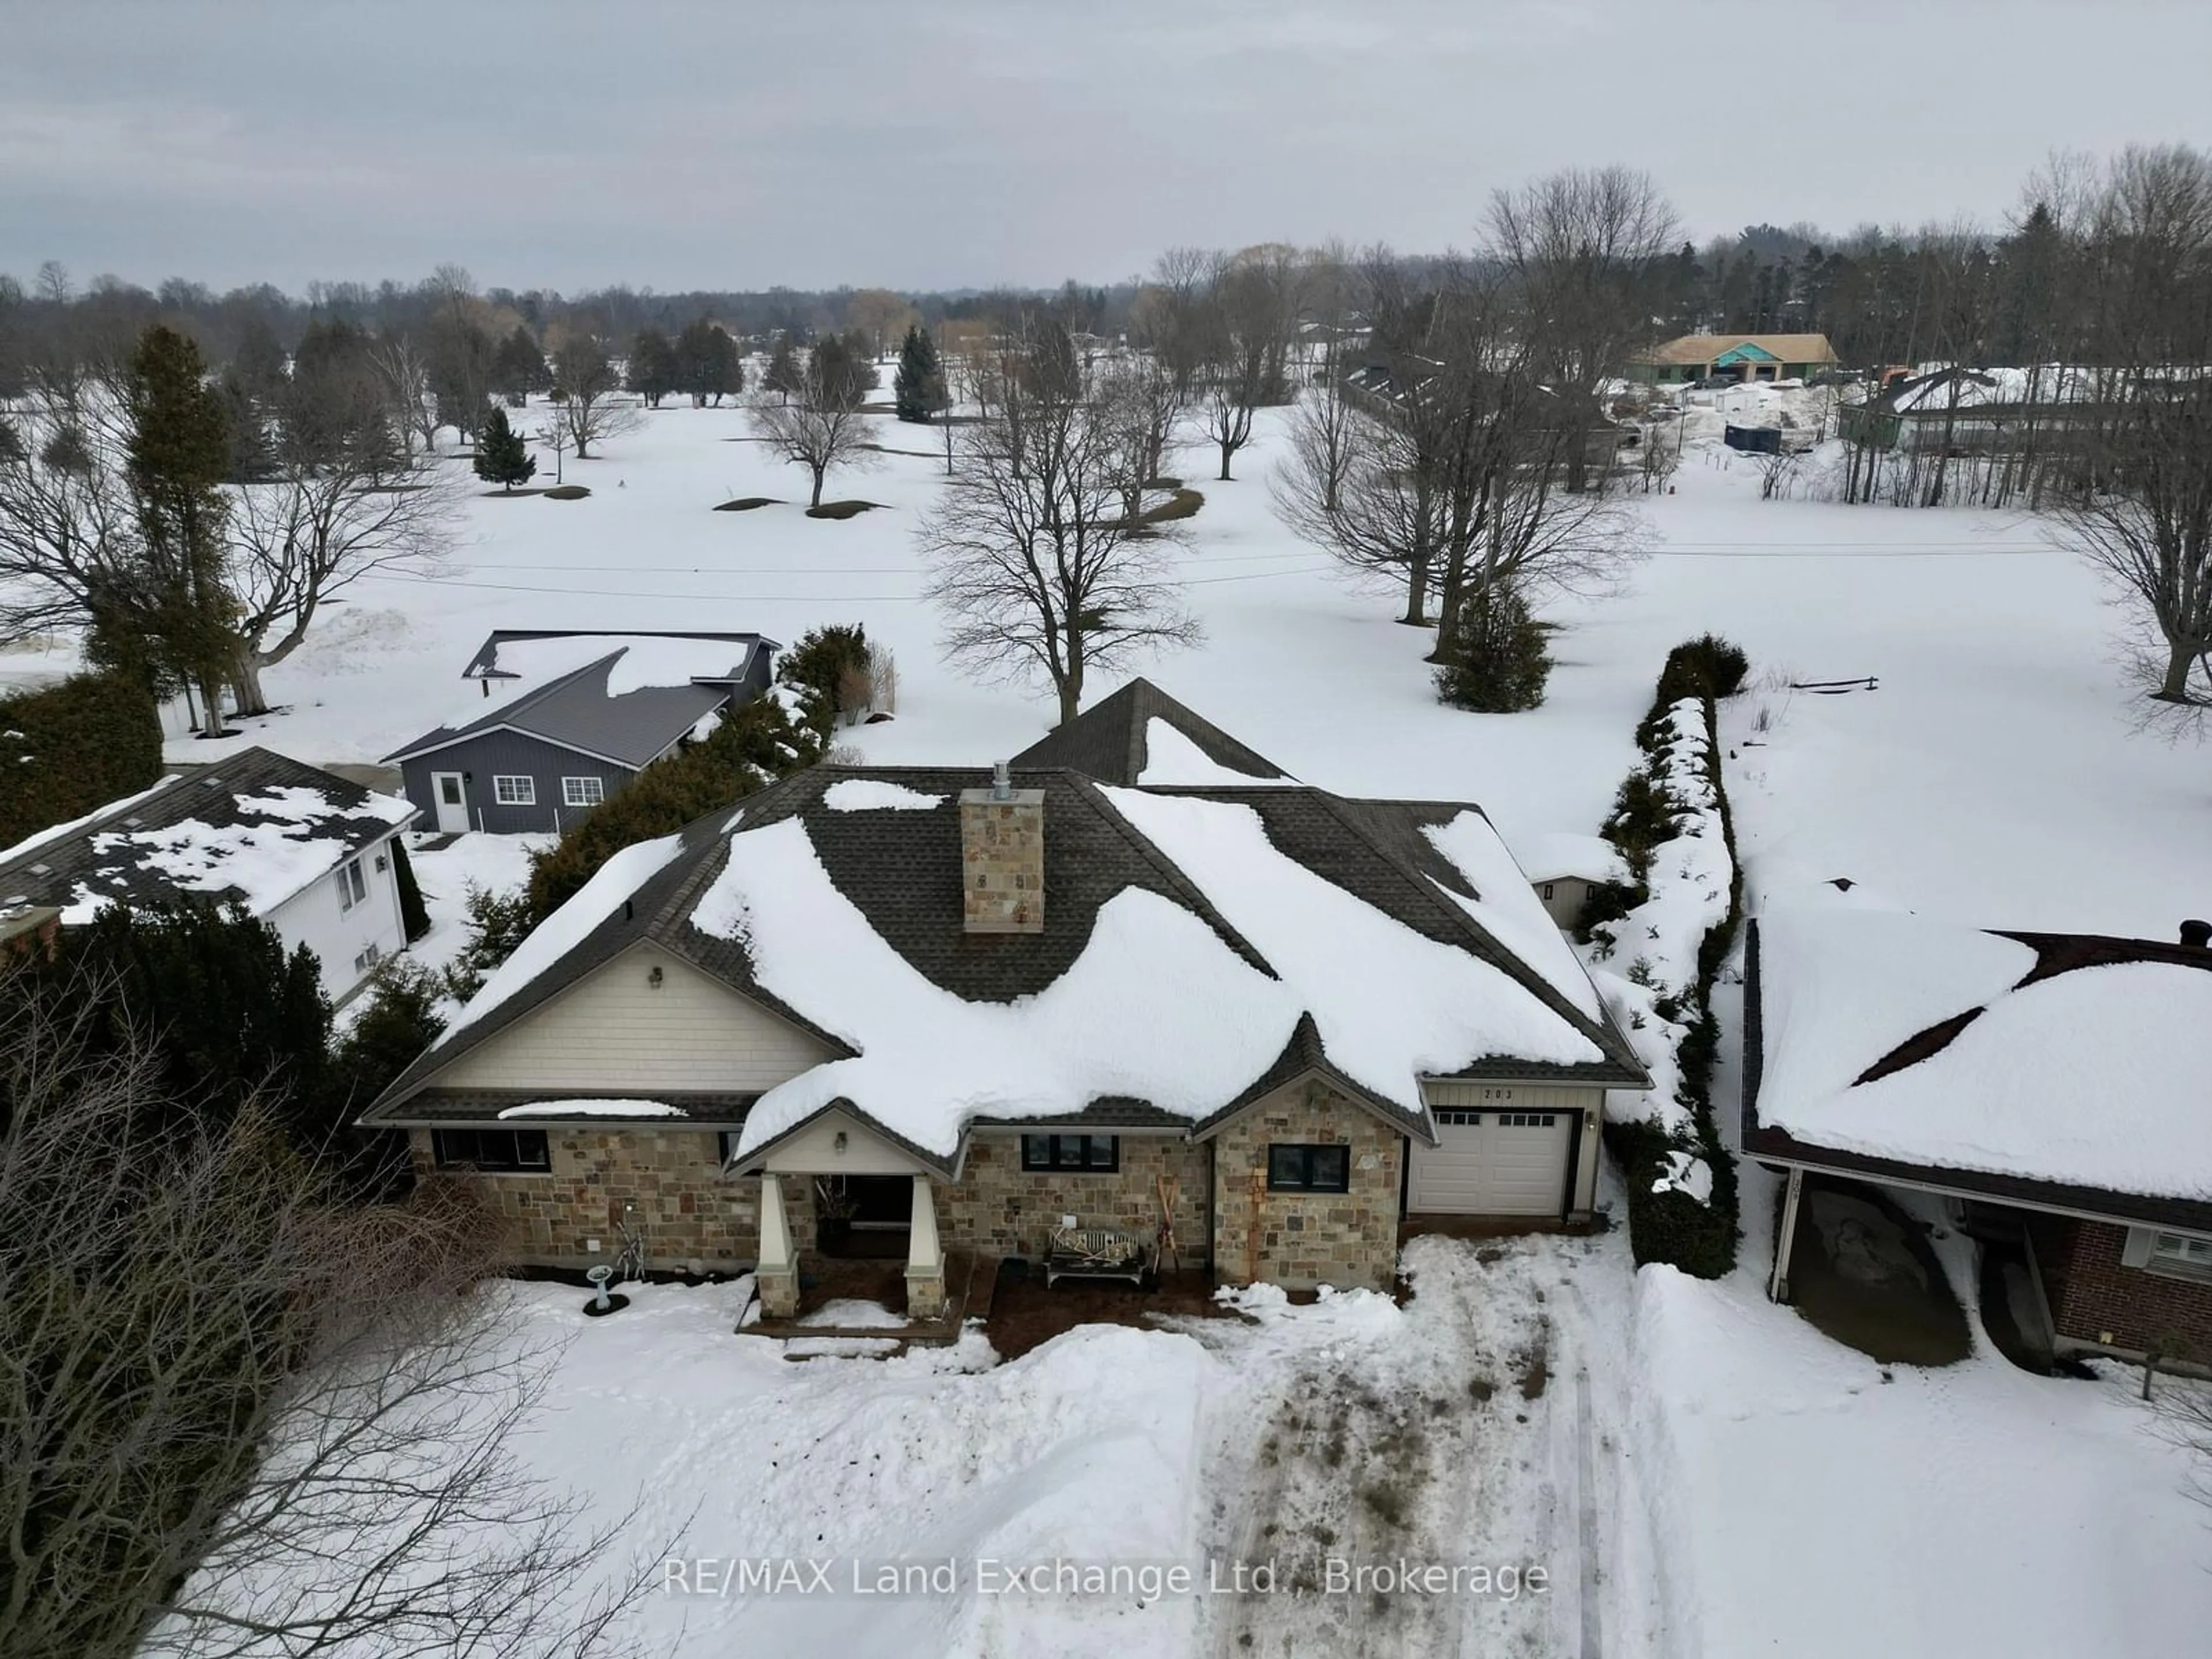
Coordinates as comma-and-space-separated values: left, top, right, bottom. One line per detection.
6, 0, 2209, 296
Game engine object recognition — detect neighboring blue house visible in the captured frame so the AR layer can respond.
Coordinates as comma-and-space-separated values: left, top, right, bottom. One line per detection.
386, 631, 776, 835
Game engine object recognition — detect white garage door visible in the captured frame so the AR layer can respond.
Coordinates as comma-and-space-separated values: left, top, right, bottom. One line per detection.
1408, 1109, 1573, 1215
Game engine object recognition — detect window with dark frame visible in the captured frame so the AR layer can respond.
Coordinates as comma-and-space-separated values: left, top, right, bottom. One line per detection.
1020, 1133, 1121, 1172
431, 1128, 551, 1173
1267, 1143, 1351, 1193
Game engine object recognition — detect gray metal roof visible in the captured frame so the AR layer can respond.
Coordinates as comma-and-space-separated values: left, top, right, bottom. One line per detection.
461, 629, 772, 680
385, 642, 751, 768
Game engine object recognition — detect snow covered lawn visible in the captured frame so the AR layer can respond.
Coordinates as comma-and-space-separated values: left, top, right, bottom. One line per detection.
432, 1232, 1658, 1659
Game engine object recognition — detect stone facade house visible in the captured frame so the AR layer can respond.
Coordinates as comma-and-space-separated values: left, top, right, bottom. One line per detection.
365, 683, 1646, 1310
1745, 907, 2212, 1372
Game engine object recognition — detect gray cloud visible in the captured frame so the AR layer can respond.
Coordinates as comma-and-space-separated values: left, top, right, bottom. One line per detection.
5, 0, 2209, 292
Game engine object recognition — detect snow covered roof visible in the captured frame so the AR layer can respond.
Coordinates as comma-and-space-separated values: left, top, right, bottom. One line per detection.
1010, 679, 1292, 787
1512, 830, 1631, 886
0, 747, 415, 923
1745, 907, 2212, 1230
1877, 365, 2107, 417
385, 631, 774, 768
370, 738, 1646, 1156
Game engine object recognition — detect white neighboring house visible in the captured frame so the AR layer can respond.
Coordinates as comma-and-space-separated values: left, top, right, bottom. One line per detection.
1512, 831, 1631, 929
0, 747, 417, 1003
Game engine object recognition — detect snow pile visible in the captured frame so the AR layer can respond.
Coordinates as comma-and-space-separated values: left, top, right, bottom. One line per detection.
1759, 907, 2212, 1197
1421, 811, 1603, 1017
822, 778, 945, 812
440, 832, 685, 1038
1136, 719, 1283, 786
1651, 1147, 1714, 1204
495, 1099, 691, 1119
698, 817, 1301, 1156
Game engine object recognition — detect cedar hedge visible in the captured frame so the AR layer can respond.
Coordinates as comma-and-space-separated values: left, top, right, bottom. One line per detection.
1597, 635, 1748, 1279
390, 838, 431, 942
0, 673, 165, 852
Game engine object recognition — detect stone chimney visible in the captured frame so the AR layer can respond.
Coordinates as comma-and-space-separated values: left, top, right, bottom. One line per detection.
960, 762, 1044, 934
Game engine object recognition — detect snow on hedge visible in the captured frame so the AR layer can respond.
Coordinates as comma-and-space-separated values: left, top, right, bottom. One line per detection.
1590, 699, 1738, 1131
822, 779, 945, 812
440, 832, 686, 1039
1137, 719, 1285, 786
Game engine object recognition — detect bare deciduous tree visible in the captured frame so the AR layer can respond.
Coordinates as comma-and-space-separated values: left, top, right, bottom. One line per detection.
546, 333, 641, 461
747, 347, 881, 509
369, 334, 438, 455
921, 321, 1200, 725
0, 978, 662, 1659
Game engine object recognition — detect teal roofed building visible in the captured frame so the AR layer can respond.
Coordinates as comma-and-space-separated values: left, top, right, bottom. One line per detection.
1632, 333, 1840, 384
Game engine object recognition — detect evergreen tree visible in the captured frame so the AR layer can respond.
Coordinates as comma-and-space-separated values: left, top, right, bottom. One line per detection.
1434, 584, 1552, 713
229, 318, 289, 400
218, 369, 278, 482
121, 325, 238, 734
893, 323, 945, 422
472, 405, 536, 491
764, 335, 801, 403
490, 323, 551, 404
674, 317, 743, 406
626, 327, 679, 408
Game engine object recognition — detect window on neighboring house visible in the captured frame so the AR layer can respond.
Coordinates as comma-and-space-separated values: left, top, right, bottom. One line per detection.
2148, 1232, 2212, 1279
1540, 882, 1556, 900
1267, 1143, 1350, 1194
494, 775, 536, 805
335, 857, 367, 911
431, 1128, 551, 1173
1021, 1133, 1121, 1172
352, 941, 382, 975
562, 775, 606, 807
717, 1130, 743, 1165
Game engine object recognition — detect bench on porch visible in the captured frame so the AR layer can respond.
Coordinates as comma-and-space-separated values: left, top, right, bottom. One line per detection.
1044, 1226, 1150, 1289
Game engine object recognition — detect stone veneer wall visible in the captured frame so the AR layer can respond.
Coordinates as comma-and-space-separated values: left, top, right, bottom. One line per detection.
940, 1133, 1211, 1265
1209, 1080, 1404, 1291
408, 1126, 757, 1270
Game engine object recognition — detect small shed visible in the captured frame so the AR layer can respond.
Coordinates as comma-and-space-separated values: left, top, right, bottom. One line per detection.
1513, 832, 1629, 927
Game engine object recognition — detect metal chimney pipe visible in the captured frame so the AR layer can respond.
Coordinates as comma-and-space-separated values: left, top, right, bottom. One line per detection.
2180, 919, 2211, 950
992, 760, 1013, 802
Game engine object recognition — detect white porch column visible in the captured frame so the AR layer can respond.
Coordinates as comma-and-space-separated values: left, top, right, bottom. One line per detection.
757, 1174, 799, 1319
1768, 1166, 1805, 1304
904, 1173, 948, 1320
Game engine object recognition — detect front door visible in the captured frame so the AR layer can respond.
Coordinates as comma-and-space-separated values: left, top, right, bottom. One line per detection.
431, 771, 468, 834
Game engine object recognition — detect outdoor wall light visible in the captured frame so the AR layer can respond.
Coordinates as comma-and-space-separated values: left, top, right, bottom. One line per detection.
647, 965, 665, 988
834, 1131, 848, 1154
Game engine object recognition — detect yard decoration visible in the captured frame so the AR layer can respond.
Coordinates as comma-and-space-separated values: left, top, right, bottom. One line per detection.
583, 1264, 629, 1317
1156, 1173, 1182, 1273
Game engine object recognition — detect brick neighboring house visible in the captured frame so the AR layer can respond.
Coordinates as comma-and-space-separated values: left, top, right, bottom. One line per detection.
1745, 908, 2212, 1371
363, 682, 1646, 1310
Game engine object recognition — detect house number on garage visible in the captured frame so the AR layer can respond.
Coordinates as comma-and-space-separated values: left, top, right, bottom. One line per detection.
1480, 1088, 1516, 1103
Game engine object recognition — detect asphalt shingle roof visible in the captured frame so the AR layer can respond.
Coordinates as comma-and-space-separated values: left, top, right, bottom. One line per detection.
1007, 678, 1290, 785
0, 748, 414, 919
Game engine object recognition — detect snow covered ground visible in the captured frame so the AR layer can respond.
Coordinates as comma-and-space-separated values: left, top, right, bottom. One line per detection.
28, 392, 2207, 1656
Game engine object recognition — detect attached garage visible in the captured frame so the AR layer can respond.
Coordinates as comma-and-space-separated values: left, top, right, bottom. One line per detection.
1407, 1084, 1601, 1219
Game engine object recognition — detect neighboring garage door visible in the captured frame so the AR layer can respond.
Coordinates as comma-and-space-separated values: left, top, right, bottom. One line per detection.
1408, 1109, 1574, 1215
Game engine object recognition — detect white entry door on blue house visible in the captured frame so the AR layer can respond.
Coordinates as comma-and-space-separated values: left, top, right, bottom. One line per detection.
1408, 1109, 1573, 1215
431, 771, 468, 834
